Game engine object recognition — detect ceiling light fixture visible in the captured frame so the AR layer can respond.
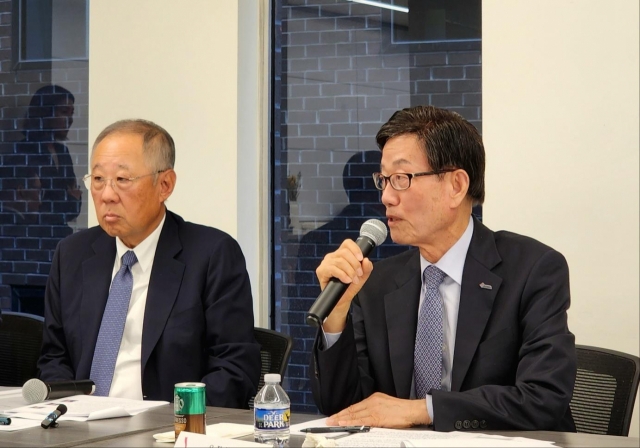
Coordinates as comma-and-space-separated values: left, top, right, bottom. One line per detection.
348, 0, 409, 14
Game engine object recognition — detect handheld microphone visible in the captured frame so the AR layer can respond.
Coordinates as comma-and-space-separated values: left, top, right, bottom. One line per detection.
22, 378, 95, 404
306, 219, 388, 327
41, 404, 67, 429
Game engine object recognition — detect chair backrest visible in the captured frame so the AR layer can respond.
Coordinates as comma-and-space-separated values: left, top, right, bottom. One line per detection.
0, 311, 45, 387
249, 327, 293, 408
571, 344, 640, 436
254, 327, 293, 389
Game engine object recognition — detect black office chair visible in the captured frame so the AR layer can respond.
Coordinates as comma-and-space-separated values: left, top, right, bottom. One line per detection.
570, 345, 640, 436
0, 311, 45, 387
249, 327, 293, 408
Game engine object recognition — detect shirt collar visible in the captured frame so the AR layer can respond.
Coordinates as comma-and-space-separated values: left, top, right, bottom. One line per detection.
115, 212, 166, 274
420, 216, 474, 285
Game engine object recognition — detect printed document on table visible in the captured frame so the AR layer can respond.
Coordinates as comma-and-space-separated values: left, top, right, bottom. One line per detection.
154, 422, 254, 443
331, 428, 556, 447
332, 429, 475, 447
174, 431, 268, 447
2, 394, 168, 421
288, 424, 558, 448
399, 433, 557, 447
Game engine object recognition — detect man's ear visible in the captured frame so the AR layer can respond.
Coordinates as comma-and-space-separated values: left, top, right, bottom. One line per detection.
449, 169, 470, 208
158, 169, 177, 202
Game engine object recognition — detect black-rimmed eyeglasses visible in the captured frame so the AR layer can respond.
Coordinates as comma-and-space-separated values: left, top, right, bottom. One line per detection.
372, 169, 456, 191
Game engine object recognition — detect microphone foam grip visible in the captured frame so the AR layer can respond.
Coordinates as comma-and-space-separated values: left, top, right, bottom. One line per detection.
22, 378, 49, 404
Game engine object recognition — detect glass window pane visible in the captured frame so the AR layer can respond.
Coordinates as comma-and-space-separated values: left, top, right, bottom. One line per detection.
20, 0, 88, 62
393, 0, 481, 43
271, 0, 482, 413
1, 0, 89, 315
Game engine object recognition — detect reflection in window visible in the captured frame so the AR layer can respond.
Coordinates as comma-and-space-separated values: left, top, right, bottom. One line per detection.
1, 0, 89, 314
272, 0, 481, 413
392, 0, 481, 44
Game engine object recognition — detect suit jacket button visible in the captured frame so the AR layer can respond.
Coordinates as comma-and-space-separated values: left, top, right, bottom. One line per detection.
471, 420, 479, 429
463, 420, 471, 429
454, 420, 462, 430
480, 420, 487, 429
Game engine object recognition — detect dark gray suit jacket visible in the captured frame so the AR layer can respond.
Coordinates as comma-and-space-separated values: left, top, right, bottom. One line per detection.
38, 210, 261, 408
310, 218, 576, 431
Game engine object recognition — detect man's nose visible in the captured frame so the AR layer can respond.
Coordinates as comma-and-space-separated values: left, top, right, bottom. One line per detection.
381, 183, 397, 206
99, 180, 120, 200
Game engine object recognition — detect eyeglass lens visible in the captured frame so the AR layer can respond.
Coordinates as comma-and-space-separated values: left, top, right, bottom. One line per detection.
373, 173, 411, 191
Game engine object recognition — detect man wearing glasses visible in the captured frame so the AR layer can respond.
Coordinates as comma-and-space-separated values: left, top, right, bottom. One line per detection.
309, 106, 576, 431
38, 119, 260, 408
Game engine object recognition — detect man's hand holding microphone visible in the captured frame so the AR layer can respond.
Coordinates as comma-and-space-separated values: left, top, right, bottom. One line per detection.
306, 219, 387, 330
315, 238, 374, 333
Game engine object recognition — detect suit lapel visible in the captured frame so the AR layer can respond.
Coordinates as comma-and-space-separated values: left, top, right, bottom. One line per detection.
140, 212, 185, 373
385, 251, 421, 398
451, 220, 502, 391
78, 234, 116, 377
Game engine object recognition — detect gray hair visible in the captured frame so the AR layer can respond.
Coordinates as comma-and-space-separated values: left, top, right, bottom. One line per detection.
92, 119, 175, 176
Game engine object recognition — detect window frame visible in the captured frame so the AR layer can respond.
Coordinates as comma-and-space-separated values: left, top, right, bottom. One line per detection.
11, 0, 89, 71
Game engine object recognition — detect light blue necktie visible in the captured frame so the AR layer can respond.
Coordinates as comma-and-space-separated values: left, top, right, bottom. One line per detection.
90, 250, 138, 396
414, 265, 447, 398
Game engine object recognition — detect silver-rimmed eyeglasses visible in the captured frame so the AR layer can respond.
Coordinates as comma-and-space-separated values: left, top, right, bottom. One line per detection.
372, 169, 456, 191
82, 170, 167, 191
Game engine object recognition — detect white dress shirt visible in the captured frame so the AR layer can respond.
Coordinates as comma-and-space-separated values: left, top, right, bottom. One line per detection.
323, 216, 474, 422
107, 213, 166, 400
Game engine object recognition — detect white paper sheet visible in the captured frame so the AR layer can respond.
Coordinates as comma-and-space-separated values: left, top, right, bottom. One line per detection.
0, 417, 42, 432
332, 429, 473, 447
289, 422, 557, 448
174, 431, 268, 447
401, 434, 556, 447
0, 388, 29, 410
0, 389, 21, 397
2, 394, 168, 421
153, 422, 254, 443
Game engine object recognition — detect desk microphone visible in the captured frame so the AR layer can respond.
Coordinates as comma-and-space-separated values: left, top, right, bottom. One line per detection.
41, 404, 67, 429
23, 378, 95, 404
306, 219, 388, 327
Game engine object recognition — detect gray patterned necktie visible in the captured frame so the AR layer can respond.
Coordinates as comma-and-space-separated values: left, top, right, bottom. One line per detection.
414, 265, 447, 399
90, 250, 138, 396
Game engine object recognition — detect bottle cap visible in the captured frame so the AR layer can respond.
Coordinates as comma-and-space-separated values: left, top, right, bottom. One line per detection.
264, 373, 281, 383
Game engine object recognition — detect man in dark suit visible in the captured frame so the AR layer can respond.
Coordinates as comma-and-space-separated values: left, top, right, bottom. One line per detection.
38, 119, 260, 408
309, 106, 576, 431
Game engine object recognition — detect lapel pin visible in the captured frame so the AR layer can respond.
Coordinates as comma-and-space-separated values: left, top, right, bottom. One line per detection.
479, 282, 492, 290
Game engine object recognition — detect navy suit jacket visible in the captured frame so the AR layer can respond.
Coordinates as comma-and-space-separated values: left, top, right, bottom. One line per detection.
38, 210, 261, 408
311, 218, 576, 431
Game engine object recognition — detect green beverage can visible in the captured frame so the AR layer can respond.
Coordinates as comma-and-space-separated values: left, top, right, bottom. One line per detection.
174, 382, 206, 438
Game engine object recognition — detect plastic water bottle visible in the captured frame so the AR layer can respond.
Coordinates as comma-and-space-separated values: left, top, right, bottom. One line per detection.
254, 373, 291, 445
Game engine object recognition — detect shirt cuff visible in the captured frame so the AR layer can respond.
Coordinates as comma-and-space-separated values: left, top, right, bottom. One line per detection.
426, 394, 434, 425
321, 327, 342, 350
